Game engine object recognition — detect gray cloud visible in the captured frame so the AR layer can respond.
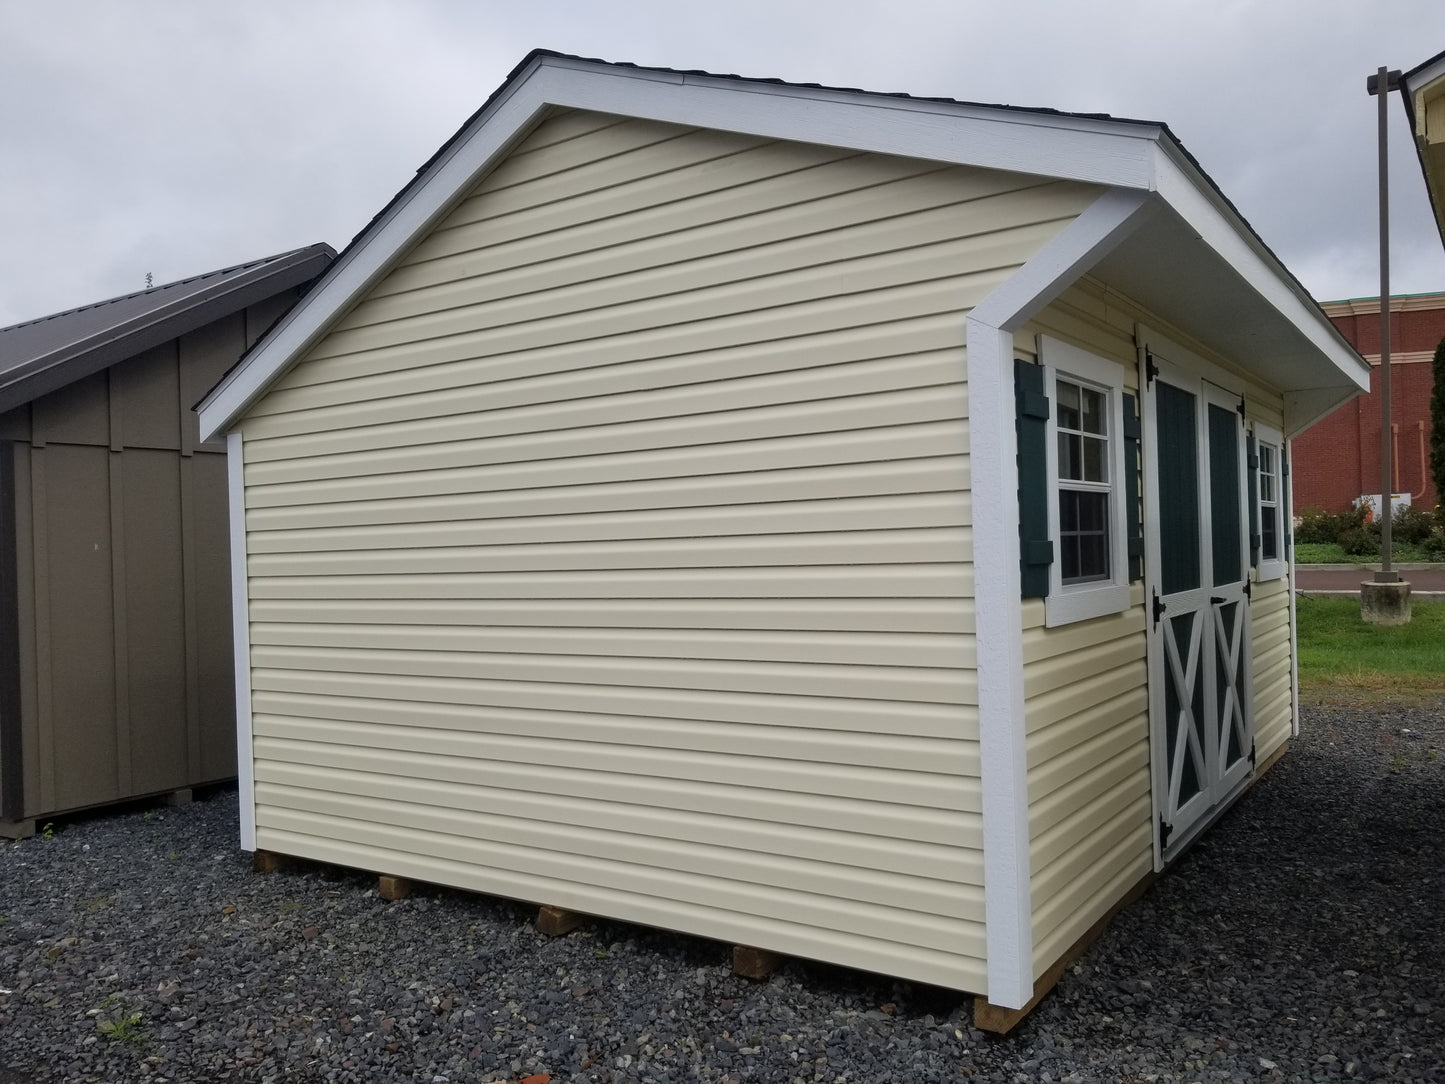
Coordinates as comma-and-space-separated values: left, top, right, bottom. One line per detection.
2, 0, 1442, 326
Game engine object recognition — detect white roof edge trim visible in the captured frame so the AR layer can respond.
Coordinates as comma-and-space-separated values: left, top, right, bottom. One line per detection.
541, 52, 1168, 142
199, 54, 1167, 439
1151, 144, 1371, 392
1404, 52, 1445, 94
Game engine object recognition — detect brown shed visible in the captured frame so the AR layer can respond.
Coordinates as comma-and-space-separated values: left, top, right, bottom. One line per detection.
0, 245, 333, 837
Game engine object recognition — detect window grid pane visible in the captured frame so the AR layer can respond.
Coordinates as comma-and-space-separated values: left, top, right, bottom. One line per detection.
1259, 442, 1280, 561
1058, 489, 1111, 584
1056, 378, 1109, 484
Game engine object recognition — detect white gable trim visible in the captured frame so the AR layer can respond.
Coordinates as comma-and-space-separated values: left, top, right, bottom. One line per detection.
199, 54, 1362, 440
199, 55, 1168, 440
968, 187, 1149, 1011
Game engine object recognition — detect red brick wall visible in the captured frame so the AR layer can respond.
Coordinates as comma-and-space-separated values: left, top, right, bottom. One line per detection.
1292, 297, 1445, 513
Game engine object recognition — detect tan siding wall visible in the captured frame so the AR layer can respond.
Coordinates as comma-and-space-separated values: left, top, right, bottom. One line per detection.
1250, 573, 1294, 761
237, 109, 1101, 993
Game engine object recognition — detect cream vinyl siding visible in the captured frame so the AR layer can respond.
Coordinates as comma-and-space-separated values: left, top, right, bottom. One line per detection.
236, 109, 1100, 992
1020, 291, 1153, 981
1250, 557, 1294, 762
1245, 401, 1295, 765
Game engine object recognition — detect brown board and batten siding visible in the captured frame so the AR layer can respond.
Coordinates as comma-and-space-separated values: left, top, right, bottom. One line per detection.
234, 109, 1100, 990
0, 296, 293, 822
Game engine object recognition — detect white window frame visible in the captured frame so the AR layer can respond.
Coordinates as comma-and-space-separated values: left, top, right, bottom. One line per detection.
1254, 421, 1287, 582
1041, 335, 1131, 627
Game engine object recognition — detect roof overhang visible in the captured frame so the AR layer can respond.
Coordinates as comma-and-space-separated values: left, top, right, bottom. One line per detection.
197, 51, 1369, 441
1403, 49, 1445, 250
0, 244, 334, 415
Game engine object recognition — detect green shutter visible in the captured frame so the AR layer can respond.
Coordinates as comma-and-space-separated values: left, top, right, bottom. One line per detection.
1246, 434, 1260, 566
1015, 359, 1052, 598
1123, 392, 1143, 582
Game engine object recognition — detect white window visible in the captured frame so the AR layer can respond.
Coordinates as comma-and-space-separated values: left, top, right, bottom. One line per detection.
1041, 336, 1131, 627
1254, 422, 1286, 581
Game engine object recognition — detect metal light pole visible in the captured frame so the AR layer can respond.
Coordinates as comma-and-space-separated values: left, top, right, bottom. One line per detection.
1368, 66, 1401, 582
1361, 66, 1412, 625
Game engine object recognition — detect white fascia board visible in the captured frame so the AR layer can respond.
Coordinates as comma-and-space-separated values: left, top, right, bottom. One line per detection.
1403, 52, 1445, 100
227, 431, 257, 852
967, 187, 1149, 1012
199, 55, 1162, 439
539, 57, 1162, 187
1151, 146, 1371, 394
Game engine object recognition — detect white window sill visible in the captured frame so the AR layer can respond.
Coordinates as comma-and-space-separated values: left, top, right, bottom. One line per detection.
1045, 580, 1131, 627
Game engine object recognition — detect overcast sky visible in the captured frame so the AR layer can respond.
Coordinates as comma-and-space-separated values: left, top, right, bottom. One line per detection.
2, 1, 1444, 328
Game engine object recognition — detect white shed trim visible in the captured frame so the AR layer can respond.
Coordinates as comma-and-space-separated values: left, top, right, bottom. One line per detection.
1287, 436, 1302, 740
968, 187, 1149, 1010
227, 430, 257, 852
200, 55, 1183, 441
1149, 149, 1369, 411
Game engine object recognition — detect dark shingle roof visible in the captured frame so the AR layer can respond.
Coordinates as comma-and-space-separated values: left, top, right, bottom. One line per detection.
0, 243, 334, 412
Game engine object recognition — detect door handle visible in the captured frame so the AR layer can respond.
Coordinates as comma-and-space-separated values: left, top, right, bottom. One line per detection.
1210, 596, 1225, 605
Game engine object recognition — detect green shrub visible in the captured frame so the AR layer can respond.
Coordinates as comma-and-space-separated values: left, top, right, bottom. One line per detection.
1337, 525, 1379, 556
1391, 502, 1436, 545
1295, 505, 1369, 545
1422, 525, 1445, 560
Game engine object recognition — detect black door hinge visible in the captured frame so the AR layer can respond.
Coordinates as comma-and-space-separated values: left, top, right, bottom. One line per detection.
1237, 395, 1246, 419
1248, 742, 1257, 768
1159, 814, 1173, 849
1152, 589, 1166, 627
1145, 352, 1159, 387
1242, 579, 1252, 600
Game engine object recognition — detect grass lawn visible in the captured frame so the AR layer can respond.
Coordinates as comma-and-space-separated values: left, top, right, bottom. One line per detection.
1296, 596, 1445, 699
1293, 541, 1441, 564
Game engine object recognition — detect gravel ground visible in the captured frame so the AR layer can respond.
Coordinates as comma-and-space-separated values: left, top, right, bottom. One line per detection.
0, 700, 1442, 1084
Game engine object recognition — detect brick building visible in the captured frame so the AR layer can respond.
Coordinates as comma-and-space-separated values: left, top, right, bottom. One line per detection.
1292, 292, 1445, 513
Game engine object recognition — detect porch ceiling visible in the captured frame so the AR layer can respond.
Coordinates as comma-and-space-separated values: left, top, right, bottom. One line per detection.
1089, 201, 1369, 434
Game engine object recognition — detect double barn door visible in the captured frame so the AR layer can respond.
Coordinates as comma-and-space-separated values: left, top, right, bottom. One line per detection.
1144, 356, 1254, 861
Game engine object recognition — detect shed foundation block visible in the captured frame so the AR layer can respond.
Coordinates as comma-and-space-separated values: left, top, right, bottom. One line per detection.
165, 788, 194, 807
536, 905, 584, 936
378, 875, 413, 901
252, 851, 291, 874
0, 819, 35, 841
1360, 579, 1411, 625
732, 945, 783, 981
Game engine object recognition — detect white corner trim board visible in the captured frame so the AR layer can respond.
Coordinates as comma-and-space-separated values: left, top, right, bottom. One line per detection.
968, 187, 1149, 1011
226, 431, 257, 852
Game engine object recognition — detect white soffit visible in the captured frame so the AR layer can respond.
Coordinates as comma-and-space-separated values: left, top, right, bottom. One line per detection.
1403, 50, 1445, 248
198, 51, 1363, 439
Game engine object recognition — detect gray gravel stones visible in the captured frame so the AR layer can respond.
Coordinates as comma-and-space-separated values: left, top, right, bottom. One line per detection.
1, 698, 1442, 1083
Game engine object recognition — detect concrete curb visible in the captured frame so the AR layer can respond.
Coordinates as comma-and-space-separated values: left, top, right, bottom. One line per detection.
1296, 590, 1445, 601
1299, 563, 1445, 572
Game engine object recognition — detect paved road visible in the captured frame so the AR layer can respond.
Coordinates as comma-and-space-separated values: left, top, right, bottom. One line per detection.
1294, 564, 1445, 595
